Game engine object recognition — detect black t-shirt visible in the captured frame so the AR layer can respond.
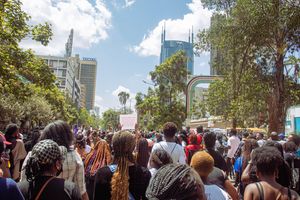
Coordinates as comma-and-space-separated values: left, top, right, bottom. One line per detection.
18, 176, 81, 200
94, 165, 151, 200
206, 148, 228, 172
207, 167, 228, 190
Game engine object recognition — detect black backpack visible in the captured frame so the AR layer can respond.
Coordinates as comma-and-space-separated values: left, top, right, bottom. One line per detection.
187, 148, 199, 165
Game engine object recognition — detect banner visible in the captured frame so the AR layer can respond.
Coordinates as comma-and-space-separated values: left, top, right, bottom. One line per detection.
119, 113, 137, 130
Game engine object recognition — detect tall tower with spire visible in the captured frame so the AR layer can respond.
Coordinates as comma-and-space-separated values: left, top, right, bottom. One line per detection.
159, 26, 194, 74
65, 29, 74, 58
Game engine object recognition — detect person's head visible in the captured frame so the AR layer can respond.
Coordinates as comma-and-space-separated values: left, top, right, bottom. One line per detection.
203, 132, 216, 149
230, 129, 237, 136
75, 133, 86, 149
25, 139, 63, 182
189, 133, 198, 145
256, 132, 264, 140
4, 123, 19, 141
190, 151, 214, 180
242, 139, 259, 155
146, 164, 205, 200
288, 134, 300, 146
196, 126, 203, 134
264, 140, 284, 157
29, 129, 41, 145
278, 133, 285, 140
283, 141, 297, 153
136, 138, 150, 168
149, 149, 173, 169
91, 130, 100, 144
270, 131, 279, 141
111, 131, 136, 200
243, 132, 249, 139
163, 122, 178, 139
252, 146, 283, 179
105, 132, 114, 146
40, 120, 73, 150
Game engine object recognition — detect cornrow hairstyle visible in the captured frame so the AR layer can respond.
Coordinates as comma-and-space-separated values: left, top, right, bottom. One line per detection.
150, 149, 173, 169
146, 163, 203, 200
110, 131, 136, 200
136, 138, 150, 168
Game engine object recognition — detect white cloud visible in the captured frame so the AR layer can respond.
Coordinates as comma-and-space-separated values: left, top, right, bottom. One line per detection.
20, 0, 112, 55
112, 85, 135, 99
131, 0, 212, 57
124, 0, 136, 7
94, 95, 103, 107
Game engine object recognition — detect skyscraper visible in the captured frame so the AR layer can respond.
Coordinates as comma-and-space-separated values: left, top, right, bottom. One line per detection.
160, 27, 194, 74
79, 58, 97, 111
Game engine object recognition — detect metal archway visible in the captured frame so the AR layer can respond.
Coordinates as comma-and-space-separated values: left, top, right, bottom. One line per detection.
186, 75, 222, 118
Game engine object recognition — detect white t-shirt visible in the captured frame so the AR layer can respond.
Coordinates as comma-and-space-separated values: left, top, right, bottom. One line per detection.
227, 135, 240, 158
152, 141, 186, 164
204, 185, 229, 200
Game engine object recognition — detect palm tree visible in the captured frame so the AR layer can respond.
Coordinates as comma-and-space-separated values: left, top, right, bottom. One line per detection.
118, 91, 130, 113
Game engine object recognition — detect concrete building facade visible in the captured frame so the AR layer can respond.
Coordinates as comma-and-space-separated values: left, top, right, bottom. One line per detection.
79, 58, 97, 112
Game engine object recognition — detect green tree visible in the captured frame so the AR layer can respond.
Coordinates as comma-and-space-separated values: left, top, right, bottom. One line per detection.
197, 0, 300, 132
118, 91, 130, 114
100, 109, 120, 131
137, 51, 188, 130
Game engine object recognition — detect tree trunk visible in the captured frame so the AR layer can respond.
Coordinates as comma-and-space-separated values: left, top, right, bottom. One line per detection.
268, 47, 285, 133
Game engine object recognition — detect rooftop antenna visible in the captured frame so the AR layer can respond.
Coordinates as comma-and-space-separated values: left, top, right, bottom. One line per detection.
191, 26, 194, 44
188, 29, 191, 43
163, 21, 166, 41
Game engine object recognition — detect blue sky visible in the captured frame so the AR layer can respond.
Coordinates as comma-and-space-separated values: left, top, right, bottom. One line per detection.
21, 0, 212, 114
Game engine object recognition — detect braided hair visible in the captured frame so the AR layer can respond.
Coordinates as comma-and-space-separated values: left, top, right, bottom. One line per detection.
146, 163, 203, 200
149, 149, 173, 169
110, 131, 136, 200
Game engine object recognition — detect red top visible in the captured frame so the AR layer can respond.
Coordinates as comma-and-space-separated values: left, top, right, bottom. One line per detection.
185, 144, 203, 159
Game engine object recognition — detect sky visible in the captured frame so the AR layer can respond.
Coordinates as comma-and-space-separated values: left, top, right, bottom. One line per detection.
20, 0, 212, 115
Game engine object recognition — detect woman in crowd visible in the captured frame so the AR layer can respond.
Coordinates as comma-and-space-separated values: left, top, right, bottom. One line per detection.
18, 139, 81, 200
5, 123, 27, 181
84, 136, 111, 199
185, 133, 202, 164
191, 151, 230, 200
136, 138, 150, 168
148, 149, 173, 176
24, 129, 40, 153
93, 131, 151, 200
244, 146, 299, 200
21, 120, 88, 200
234, 139, 258, 193
146, 163, 206, 200
0, 137, 24, 200
75, 133, 91, 161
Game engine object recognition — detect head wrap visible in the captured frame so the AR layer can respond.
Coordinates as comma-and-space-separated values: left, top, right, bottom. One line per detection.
31, 139, 62, 165
190, 151, 214, 177
146, 164, 202, 200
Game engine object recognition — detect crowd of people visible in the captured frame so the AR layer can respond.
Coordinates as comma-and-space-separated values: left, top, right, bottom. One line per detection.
0, 120, 300, 200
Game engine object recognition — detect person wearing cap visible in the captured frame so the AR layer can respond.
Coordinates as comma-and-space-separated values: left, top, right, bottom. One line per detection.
0, 136, 25, 200
18, 139, 81, 200
190, 151, 230, 200
5, 123, 27, 181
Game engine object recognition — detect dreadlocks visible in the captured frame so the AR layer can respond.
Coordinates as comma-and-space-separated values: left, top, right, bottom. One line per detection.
110, 131, 136, 200
146, 163, 204, 200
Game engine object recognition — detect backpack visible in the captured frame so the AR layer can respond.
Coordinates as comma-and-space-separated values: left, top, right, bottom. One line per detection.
108, 165, 135, 200
187, 148, 199, 165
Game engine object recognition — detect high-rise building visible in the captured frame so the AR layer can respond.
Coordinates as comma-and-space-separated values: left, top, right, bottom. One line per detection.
160, 27, 194, 74
39, 54, 81, 107
79, 84, 86, 109
79, 58, 97, 111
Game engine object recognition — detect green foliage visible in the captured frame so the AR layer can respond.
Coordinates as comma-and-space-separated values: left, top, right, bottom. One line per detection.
197, 0, 300, 131
100, 109, 120, 131
118, 91, 130, 114
136, 51, 188, 130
